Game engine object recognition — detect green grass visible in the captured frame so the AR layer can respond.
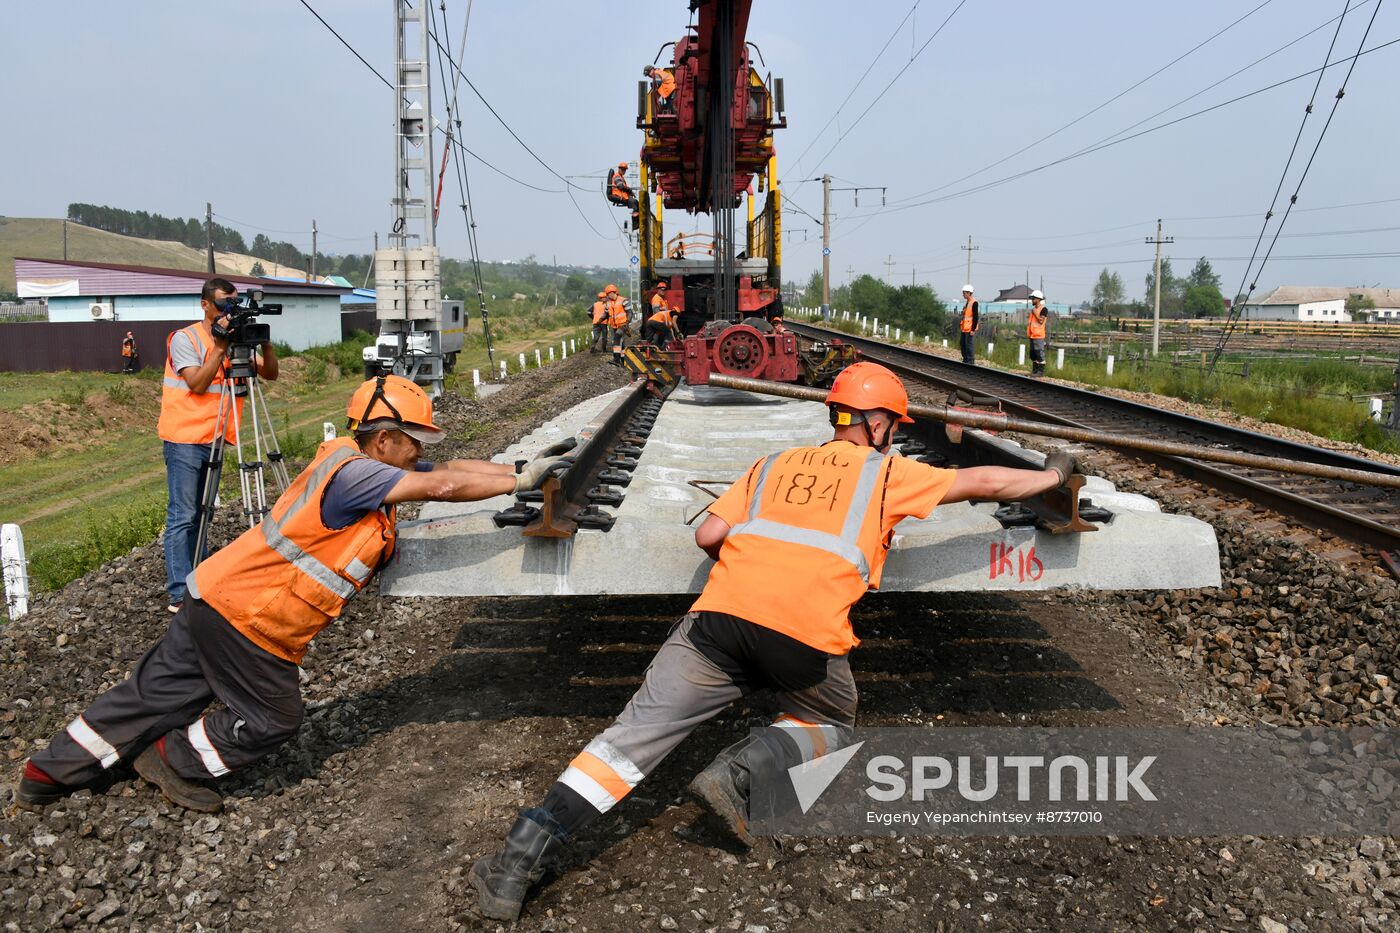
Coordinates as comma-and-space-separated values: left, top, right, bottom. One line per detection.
26, 495, 167, 593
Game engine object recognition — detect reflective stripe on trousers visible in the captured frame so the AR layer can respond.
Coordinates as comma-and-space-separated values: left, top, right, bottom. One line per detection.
727, 449, 886, 582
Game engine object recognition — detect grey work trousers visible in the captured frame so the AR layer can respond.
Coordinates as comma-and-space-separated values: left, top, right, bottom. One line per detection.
32, 600, 303, 787
555, 613, 857, 818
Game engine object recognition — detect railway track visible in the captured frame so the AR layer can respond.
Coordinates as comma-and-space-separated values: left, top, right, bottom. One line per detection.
788, 322, 1400, 557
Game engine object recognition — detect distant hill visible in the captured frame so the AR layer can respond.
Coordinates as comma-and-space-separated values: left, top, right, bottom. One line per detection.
0, 217, 299, 294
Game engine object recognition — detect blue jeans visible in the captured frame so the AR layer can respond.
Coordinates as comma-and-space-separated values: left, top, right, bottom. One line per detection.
163, 441, 213, 603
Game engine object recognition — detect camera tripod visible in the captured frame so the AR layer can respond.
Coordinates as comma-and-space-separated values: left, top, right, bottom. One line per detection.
191, 344, 291, 565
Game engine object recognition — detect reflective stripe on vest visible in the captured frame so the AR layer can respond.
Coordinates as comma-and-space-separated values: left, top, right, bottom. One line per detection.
159, 323, 234, 444
727, 449, 887, 583
184, 443, 362, 602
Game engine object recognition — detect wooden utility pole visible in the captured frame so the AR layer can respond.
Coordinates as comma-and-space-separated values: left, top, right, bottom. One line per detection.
961, 235, 978, 286
311, 219, 318, 278
820, 174, 832, 320
205, 203, 215, 273
1145, 218, 1174, 356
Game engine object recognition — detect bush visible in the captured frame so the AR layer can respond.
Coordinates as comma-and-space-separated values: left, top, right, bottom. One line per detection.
106, 380, 135, 404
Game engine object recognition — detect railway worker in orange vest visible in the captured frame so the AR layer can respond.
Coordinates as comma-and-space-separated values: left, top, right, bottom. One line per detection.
604, 284, 629, 366
471, 362, 1078, 921
589, 290, 610, 353
15, 376, 575, 815
644, 65, 677, 113
1027, 289, 1049, 376
958, 283, 979, 364
158, 277, 280, 615
120, 330, 139, 373
642, 283, 679, 346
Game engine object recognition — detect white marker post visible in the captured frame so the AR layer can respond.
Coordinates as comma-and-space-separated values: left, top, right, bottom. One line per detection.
322, 421, 336, 442
988, 342, 995, 356
500, 360, 508, 379
1, 523, 29, 620
534, 349, 542, 368
1018, 344, 1026, 366
1056, 348, 1065, 370
942, 339, 948, 348
472, 369, 480, 388
519, 353, 526, 371
570, 338, 576, 353
1106, 354, 1115, 376
549, 346, 555, 362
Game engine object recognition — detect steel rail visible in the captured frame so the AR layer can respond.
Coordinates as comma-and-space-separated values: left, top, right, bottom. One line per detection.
782, 323, 1400, 552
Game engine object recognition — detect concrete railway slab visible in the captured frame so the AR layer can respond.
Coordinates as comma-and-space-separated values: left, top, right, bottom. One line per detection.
382, 384, 1221, 597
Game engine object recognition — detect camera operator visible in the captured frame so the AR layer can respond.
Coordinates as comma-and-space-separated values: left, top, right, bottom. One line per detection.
156, 277, 279, 615
16, 375, 577, 814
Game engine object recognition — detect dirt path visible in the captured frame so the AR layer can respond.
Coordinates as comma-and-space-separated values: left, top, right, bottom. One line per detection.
2, 357, 1395, 932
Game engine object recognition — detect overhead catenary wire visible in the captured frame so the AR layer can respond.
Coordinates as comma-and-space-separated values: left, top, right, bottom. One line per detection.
1211, 0, 1384, 370
888, 0, 1277, 206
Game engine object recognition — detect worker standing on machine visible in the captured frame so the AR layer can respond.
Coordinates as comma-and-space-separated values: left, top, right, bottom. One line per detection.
590, 291, 609, 354
15, 376, 576, 815
604, 284, 629, 366
958, 284, 979, 364
1027, 290, 1049, 376
644, 65, 676, 113
469, 362, 1079, 922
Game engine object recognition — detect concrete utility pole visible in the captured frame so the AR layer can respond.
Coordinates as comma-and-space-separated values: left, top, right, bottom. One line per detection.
884, 255, 896, 285
1146, 218, 1174, 357
961, 235, 978, 286
845, 264, 855, 285
821, 174, 832, 320
205, 203, 215, 273
311, 219, 318, 279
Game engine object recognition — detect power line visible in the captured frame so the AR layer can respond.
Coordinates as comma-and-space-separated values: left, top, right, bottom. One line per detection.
805, 0, 969, 172
1213, 0, 1385, 368
785, 1, 922, 183
890, 0, 1276, 205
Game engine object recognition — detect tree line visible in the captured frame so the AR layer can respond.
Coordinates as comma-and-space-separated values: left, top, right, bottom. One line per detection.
799, 271, 949, 334
67, 203, 248, 255
1092, 257, 1226, 317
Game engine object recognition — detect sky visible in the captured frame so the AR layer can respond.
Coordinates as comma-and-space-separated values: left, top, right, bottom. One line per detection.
3, 0, 1397, 305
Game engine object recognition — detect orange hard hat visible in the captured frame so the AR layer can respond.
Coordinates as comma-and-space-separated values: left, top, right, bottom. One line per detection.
655, 281, 668, 289
605, 284, 619, 294
346, 374, 444, 444
825, 362, 914, 424
597, 291, 606, 298
618, 161, 628, 170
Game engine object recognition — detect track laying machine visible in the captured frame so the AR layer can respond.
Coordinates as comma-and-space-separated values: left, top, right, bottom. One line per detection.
617, 0, 855, 387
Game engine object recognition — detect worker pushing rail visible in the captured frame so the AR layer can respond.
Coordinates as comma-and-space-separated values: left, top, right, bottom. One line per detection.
471, 363, 1077, 921
14, 377, 576, 814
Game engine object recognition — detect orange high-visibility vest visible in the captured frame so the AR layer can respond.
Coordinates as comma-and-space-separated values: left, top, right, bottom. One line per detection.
655, 68, 676, 98
960, 300, 977, 334
188, 437, 396, 665
648, 308, 674, 327
691, 444, 897, 655
1027, 307, 1047, 340
592, 300, 609, 325
609, 169, 631, 200
157, 322, 239, 444
607, 297, 629, 328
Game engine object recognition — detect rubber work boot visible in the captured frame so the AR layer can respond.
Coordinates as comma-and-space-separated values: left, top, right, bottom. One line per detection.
471, 807, 569, 921
12, 761, 103, 812
134, 744, 223, 813
689, 733, 779, 848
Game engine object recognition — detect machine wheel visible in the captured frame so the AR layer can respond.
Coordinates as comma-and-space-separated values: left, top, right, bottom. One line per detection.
712, 324, 770, 377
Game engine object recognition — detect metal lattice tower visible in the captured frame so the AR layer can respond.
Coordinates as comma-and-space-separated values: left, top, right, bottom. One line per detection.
375, 0, 445, 395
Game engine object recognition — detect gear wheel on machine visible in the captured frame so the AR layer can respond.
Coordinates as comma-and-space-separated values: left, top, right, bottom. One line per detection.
712, 324, 770, 377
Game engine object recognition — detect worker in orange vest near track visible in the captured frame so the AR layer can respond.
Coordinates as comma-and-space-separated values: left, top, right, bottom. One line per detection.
470, 362, 1078, 922
644, 65, 677, 113
158, 277, 279, 614
1027, 289, 1049, 376
604, 284, 629, 366
958, 283, 979, 364
642, 283, 678, 346
16, 376, 576, 815
605, 162, 639, 229
121, 330, 139, 373
590, 290, 610, 354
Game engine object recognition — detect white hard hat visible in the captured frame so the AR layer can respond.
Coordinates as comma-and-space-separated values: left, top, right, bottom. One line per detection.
961, 284, 974, 294
1030, 289, 1045, 300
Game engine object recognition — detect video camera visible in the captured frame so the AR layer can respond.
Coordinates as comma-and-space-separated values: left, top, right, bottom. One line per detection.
212, 288, 283, 349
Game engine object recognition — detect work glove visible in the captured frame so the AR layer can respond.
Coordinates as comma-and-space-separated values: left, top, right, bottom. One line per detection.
513, 455, 572, 494
537, 436, 579, 458
1044, 450, 1079, 486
